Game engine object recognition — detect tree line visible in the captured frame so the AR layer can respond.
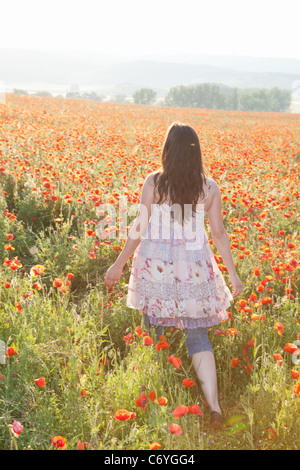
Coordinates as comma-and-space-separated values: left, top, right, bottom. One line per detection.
12, 84, 292, 113
133, 84, 291, 113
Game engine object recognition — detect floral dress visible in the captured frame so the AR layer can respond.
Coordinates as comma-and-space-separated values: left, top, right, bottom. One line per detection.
126, 179, 233, 329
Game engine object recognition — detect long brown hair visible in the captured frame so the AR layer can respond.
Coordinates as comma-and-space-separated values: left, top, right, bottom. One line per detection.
153, 122, 208, 223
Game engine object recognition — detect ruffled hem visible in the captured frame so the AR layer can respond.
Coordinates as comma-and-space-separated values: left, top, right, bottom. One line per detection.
126, 289, 232, 329
126, 225, 234, 330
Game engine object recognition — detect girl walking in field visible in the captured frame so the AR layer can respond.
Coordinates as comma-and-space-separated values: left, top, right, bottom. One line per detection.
104, 122, 243, 429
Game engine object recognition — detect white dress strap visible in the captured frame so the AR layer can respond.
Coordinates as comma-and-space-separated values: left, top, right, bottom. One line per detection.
203, 180, 212, 204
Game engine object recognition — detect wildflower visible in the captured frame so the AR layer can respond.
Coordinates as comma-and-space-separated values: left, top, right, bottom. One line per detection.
4, 244, 15, 251
158, 396, 168, 406
168, 423, 183, 435
182, 378, 196, 387
250, 314, 265, 322
256, 284, 265, 292
143, 336, 154, 346
149, 441, 161, 450
135, 325, 143, 336
77, 440, 91, 450
53, 278, 63, 288
214, 329, 227, 336
283, 343, 299, 354
273, 322, 284, 335
34, 377, 46, 387
227, 328, 238, 336
245, 364, 254, 375
231, 357, 241, 368
246, 339, 255, 348
6, 347, 17, 357
10, 421, 24, 437
32, 282, 42, 290
273, 353, 283, 366
252, 267, 260, 276
291, 370, 300, 379
173, 405, 189, 418
66, 273, 74, 280
189, 404, 203, 416
30, 265, 46, 276
135, 392, 149, 412
149, 390, 156, 402
267, 428, 277, 439
238, 299, 248, 308
292, 381, 300, 396
9, 257, 22, 271
114, 409, 136, 421
167, 355, 182, 369
155, 340, 170, 351
123, 333, 134, 344
261, 297, 272, 305
51, 436, 67, 450
249, 293, 257, 301
86, 229, 96, 236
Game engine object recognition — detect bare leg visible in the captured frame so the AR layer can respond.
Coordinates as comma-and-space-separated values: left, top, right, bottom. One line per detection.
192, 350, 222, 414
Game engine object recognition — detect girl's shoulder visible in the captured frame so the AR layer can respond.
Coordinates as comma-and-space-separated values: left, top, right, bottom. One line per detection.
205, 177, 219, 192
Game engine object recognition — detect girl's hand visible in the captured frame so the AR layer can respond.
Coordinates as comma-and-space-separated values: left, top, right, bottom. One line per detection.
103, 263, 123, 289
229, 272, 243, 297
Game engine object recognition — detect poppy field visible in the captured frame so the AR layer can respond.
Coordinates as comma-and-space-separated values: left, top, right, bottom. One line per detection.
0, 93, 299, 450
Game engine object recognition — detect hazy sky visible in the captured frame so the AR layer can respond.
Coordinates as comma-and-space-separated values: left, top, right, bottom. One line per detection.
1, 0, 300, 59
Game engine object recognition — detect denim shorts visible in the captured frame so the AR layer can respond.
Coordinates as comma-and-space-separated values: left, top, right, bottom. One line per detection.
143, 314, 213, 358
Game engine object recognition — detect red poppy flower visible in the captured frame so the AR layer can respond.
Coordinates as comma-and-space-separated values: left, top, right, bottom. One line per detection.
51, 435, 67, 450
9, 257, 22, 271
273, 353, 283, 366
77, 440, 93, 450
283, 343, 299, 354
273, 322, 284, 335
155, 341, 170, 351
167, 355, 182, 369
6, 347, 17, 357
182, 378, 196, 387
143, 336, 153, 346
189, 404, 203, 416
135, 392, 149, 412
34, 377, 46, 387
168, 423, 183, 435
135, 326, 143, 336
114, 409, 136, 421
245, 364, 254, 375
53, 278, 63, 288
291, 370, 300, 379
172, 405, 189, 418
158, 396, 168, 406
231, 357, 241, 368
292, 381, 300, 396
11, 421, 24, 437
149, 441, 161, 450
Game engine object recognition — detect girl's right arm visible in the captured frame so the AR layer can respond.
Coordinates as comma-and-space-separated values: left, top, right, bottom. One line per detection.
207, 181, 243, 297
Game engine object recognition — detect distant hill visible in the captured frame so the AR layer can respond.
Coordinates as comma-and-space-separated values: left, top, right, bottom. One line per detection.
140, 53, 300, 74
1, 49, 299, 98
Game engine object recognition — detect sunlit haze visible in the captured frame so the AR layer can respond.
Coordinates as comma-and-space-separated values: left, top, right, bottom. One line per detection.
1, 0, 300, 59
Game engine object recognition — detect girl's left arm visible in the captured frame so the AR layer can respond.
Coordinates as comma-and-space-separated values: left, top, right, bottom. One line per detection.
103, 174, 155, 288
